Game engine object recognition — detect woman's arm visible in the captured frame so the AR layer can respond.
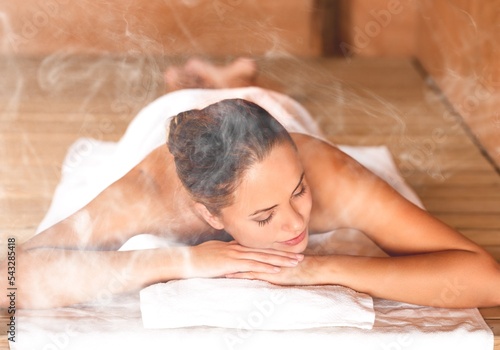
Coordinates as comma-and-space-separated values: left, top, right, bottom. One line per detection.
3, 246, 182, 309
312, 138, 500, 307
230, 135, 500, 307
0, 241, 303, 309
228, 249, 500, 307
0, 151, 172, 308
320, 249, 500, 308
3, 146, 302, 309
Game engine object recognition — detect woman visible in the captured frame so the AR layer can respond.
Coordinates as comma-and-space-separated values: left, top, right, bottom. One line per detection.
3, 59, 500, 310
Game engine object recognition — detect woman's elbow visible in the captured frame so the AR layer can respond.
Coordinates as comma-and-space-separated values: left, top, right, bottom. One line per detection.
491, 263, 500, 306
479, 255, 500, 307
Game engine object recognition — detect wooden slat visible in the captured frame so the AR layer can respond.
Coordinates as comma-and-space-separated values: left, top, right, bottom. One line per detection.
481, 307, 500, 320
0, 313, 9, 350
460, 230, 500, 246
417, 186, 500, 199
422, 198, 500, 214
408, 171, 500, 186
484, 246, 500, 262
434, 213, 500, 230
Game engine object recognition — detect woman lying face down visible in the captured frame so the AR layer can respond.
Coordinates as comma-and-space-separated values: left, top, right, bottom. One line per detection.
168, 99, 312, 254
3, 93, 500, 309
168, 98, 500, 306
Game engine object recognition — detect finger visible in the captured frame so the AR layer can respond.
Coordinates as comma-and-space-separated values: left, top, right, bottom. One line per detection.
225, 272, 259, 279
231, 260, 282, 274
233, 245, 304, 260
237, 252, 301, 268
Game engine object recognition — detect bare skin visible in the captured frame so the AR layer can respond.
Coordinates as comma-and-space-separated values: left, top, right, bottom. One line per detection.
3, 134, 500, 309
1, 58, 499, 309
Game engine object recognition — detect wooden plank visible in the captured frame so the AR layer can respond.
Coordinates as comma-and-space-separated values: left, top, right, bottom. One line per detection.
484, 246, 500, 262
481, 307, 500, 320
0, 121, 129, 134
417, 186, 500, 199
422, 198, 500, 214
407, 171, 500, 187
0, 339, 8, 350
434, 213, 500, 230
0, 313, 10, 350
460, 230, 500, 246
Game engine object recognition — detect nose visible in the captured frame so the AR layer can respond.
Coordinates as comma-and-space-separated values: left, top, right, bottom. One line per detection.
281, 201, 305, 233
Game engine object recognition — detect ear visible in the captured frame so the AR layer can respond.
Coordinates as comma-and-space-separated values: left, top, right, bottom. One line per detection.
194, 203, 225, 230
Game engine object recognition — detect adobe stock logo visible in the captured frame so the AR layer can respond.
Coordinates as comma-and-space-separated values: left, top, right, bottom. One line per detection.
340, 0, 405, 61
6, 0, 70, 52
224, 290, 286, 349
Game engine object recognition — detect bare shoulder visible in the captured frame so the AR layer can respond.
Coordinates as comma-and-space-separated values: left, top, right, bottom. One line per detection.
290, 133, 391, 233
291, 133, 378, 187
290, 133, 481, 256
291, 133, 354, 170
23, 145, 180, 251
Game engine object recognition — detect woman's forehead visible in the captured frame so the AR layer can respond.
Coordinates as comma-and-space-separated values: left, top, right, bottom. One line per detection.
232, 144, 303, 209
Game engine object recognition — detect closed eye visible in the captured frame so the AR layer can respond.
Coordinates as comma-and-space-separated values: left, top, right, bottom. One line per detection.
293, 184, 307, 198
251, 172, 305, 227
257, 212, 275, 227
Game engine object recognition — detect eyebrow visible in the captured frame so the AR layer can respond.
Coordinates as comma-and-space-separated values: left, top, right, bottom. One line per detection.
248, 172, 305, 217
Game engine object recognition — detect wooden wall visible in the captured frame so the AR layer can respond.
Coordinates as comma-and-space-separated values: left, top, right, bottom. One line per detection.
2, 0, 498, 166
416, 0, 500, 168
336, 0, 416, 57
0, 0, 321, 56
338, 0, 500, 168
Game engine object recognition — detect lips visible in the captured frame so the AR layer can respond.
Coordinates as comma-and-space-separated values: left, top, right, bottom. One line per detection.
279, 229, 307, 246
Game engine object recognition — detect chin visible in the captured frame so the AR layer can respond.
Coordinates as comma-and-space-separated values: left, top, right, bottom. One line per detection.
295, 236, 309, 253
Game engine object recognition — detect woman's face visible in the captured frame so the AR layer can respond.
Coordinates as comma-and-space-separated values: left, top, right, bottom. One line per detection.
218, 142, 312, 253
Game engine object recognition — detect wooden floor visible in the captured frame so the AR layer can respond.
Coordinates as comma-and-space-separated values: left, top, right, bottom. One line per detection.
0, 56, 499, 349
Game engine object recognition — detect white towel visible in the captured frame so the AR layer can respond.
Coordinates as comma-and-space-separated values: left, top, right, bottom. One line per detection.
140, 278, 375, 330
12, 231, 494, 350
17, 88, 492, 350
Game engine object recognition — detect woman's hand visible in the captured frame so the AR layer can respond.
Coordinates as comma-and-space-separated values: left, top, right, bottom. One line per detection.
225, 255, 328, 286
184, 240, 304, 279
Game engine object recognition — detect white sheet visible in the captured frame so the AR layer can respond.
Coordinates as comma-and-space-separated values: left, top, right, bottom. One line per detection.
17, 88, 493, 350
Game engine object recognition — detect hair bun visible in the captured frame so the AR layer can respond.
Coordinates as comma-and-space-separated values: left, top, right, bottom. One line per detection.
167, 110, 194, 160
165, 99, 293, 215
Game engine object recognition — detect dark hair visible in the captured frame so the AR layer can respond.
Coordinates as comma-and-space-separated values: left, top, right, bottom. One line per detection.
167, 98, 295, 215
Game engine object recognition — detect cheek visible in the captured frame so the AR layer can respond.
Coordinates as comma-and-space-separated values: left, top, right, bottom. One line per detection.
226, 220, 275, 248
298, 192, 313, 218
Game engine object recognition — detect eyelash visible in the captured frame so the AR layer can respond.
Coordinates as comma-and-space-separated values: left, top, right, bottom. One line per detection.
257, 212, 274, 227
294, 184, 307, 198
256, 184, 307, 227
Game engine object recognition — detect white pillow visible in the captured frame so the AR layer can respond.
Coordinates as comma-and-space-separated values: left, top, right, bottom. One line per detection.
140, 278, 375, 330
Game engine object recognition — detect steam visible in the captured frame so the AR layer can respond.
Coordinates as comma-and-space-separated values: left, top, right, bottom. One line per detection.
0, 0, 480, 275
0, 4, 486, 239
0, 4, 495, 348
0, 14, 23, 117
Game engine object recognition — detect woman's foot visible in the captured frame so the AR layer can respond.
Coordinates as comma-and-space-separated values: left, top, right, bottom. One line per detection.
164, 58, 258, 92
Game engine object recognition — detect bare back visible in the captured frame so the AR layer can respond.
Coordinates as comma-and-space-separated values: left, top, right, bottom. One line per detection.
22, 132, 400, 252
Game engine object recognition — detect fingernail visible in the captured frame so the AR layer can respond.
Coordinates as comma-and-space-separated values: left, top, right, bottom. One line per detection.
289, 259, 299, 266
296, 254, 304, 261
273, 267, 281, 272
